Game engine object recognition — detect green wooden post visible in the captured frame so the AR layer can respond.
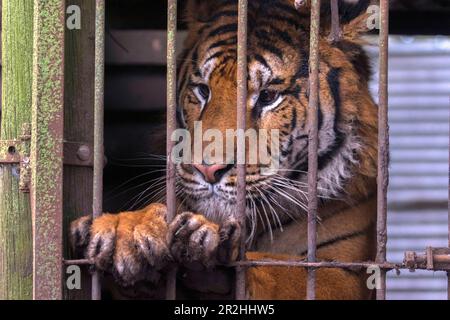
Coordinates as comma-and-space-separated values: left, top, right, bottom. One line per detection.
0, 0, 34, 300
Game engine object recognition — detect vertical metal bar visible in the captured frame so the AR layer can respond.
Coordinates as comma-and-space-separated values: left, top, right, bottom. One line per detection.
329, 0, 341, 43
31, 0, 65, 300
166, 0, 178, 301
235, 0, 248, 301
92, 0, 106, 301
447, 101, 449, 300
306, 0, 321, 301
376, 0, 389, 301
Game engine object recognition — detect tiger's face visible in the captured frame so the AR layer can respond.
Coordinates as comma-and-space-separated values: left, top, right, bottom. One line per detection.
175, 0, 377, 230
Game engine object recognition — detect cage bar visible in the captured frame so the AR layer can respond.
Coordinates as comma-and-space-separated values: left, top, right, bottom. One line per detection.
91, 0, 106, 301
329, 0, 341, 42
166, 0, 178, 301
376, 0, 389, 301
30, 0, 66, 300
306, 0, 321, 301
235, 0, 249, 301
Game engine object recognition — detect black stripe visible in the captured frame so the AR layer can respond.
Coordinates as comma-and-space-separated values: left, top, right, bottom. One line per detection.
336, 41, 371, 82
208, 23, 237, 37
253, 54, 271, 72
191, 46, 200, 74
267, 25, 295, 47
290, 107, 297, 131
204, 49, 235, 65
289, 150, 309, 179
263, 15, 302, 31
269, 78, 285, 85
316, 67, 343, 170
299, 229, 368, 257
291, 49, 309, 86
259, 42, 283, 59
283, 85, 301, 98
208, 36, 237, 50
317, 131, 345, 170
274, 3, 305, 19
254, 29, 272, 43
318, 101, 324, 131
327, 67, 342, 129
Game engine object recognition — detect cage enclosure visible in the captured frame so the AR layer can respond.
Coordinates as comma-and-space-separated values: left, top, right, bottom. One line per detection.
0, 0, 449, 300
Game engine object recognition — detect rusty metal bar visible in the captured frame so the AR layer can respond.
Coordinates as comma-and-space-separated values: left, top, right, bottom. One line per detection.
306, 0, 321, 301
376, 0, 389, 301
166, 0, 178, 301
30, 0, 66, 300
234, 260, 401, 271
63, 259, 93, 266
235, 0, 249, 301
92, 0, 106, 301
404, 248, 450, 271
65, 245, 450, 272
328, 0, 341, 43
233, 258, 450, 272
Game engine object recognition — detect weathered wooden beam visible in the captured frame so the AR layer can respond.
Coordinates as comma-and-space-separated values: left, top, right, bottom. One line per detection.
63, 0, 96, 300
0, 0, 34, 300
30, 0, 65, 300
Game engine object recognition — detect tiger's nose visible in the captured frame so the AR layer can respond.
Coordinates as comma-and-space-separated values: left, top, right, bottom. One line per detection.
192, 164, 232, 184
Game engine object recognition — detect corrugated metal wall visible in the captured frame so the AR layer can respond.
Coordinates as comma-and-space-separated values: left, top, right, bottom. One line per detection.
368, 36, 450, 300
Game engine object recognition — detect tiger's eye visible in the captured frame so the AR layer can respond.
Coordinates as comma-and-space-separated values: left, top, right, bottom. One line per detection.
258, 90, 279, 106
197, 84, 210, 100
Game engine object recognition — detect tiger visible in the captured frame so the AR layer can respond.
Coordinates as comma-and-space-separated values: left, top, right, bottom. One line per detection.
70, 0, 378, 300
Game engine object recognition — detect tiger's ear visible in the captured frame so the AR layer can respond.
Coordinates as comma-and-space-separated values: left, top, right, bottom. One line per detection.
292, 0, 374, 40
340, 0, 376, 40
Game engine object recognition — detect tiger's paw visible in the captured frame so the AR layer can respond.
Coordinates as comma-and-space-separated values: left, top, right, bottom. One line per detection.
168, 212, 241, 269
70, 203, 171, 286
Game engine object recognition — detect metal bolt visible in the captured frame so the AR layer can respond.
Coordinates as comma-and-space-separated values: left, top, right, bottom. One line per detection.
76, 145, 91, 162
8, 145, 16, 155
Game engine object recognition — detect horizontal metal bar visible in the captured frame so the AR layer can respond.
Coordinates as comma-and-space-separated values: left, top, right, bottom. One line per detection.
64, 254, 450, 272
1, 141, 94, 167
232, 260, 401, 271
63, 259, 93, 265
232, 259, 450, 272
